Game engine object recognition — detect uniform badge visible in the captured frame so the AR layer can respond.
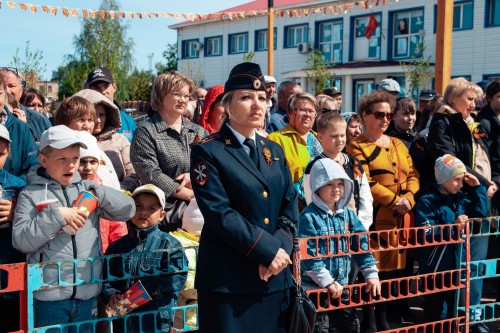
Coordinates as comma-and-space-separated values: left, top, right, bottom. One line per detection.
252, 79, 262, 90
262, 147, 272, 165
192, 134, 201, 144
225, 139, 231, 145
194, 162, 208, 186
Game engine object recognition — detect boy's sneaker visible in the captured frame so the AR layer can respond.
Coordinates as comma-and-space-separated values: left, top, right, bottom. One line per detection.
470, 323, 489, 333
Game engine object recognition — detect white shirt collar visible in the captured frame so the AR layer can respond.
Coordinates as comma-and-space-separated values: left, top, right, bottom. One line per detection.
227, 124, 256, 145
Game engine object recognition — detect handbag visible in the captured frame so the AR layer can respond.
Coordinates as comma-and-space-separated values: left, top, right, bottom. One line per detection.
160, 198, 189, 232
278, 217, 317, 333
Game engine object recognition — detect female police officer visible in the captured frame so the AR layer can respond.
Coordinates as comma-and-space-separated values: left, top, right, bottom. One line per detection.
190, 62, 299, 332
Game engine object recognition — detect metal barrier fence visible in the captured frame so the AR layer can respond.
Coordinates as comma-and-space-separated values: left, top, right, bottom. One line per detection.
4, 217, 499, 332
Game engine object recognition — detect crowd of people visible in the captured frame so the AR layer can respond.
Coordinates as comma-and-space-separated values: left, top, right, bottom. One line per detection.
0, 63, 498, 333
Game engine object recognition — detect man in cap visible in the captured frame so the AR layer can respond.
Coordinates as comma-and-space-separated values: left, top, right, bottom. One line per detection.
378, 78, 401, 97
263, 75, 277, 129
323, 87, 343, 110
0, 67, 52, 141
418, 89, 438, 113
85, 67, 137, 142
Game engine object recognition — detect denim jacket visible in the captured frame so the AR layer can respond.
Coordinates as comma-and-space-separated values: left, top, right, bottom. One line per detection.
299, 203, 378, 288
106, 221, 187, 332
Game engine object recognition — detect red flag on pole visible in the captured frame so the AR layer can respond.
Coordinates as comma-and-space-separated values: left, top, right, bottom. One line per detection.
365, 13, 379, 39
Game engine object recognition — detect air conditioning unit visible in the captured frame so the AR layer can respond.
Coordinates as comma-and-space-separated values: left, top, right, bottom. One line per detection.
297, 42, 311, 54
193, 42, 204, 52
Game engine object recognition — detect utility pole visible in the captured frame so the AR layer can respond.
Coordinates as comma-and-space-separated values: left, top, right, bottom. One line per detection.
435, 0, 453, 94
268, 0, 274, 76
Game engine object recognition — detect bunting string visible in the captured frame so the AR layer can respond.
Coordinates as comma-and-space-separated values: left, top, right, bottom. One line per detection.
2, 0, 394, 21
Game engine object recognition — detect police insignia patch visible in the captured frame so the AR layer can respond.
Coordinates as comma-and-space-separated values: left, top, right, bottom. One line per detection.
252, 79, 261, 90
194, 162, 208, 186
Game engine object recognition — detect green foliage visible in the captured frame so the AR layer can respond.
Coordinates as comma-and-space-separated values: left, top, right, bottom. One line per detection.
57, 0, 134, 102
10, 41, 47, 88
243, 51, 255, 62
126, 69, 154, 101
400, 40, 433, 99
156, 43, 178, 73
305, 49, 331, 95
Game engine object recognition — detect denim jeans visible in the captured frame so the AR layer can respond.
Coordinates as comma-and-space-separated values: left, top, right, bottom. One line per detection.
34, 297, 97, 333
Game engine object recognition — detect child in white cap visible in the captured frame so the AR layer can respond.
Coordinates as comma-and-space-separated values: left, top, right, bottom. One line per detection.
415, 154, 489, 330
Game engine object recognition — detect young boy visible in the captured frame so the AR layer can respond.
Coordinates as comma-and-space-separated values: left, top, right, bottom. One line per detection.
0, 124, 27, 332
299, 158, 381, 333
304, 112, 373, 232
11, 125, 136, 330
77, 131, 127, 253
105, 184, 187, 333
415, 154, 489, 330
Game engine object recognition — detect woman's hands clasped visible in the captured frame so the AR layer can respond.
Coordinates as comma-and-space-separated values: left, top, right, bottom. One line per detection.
258, 248, 292, 282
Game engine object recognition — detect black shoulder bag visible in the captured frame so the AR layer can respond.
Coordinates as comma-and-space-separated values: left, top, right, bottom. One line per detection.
279, 217, 317, 333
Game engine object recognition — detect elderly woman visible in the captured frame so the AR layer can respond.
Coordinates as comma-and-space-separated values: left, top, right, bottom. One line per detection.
346, 90, 419, 331
199, 85, 225, 134
131, 71, 208, 230
191, 62, 298, 333
268, 92, 322, 203
428, 78, 495, 332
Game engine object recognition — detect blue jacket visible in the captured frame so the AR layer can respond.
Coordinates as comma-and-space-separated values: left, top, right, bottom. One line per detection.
118, 110, 137, 142
299, 204, 377, 287
267, 107, 288, 133
106, 221, 187, 332
0, 169, 26, 294
21, 105, 52, 141
3, 107, 39, 179
414, 182, 489, 274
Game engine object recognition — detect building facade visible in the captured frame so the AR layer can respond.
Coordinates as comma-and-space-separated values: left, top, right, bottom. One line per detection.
35, 80, 59, 103
171, 0, 500, 112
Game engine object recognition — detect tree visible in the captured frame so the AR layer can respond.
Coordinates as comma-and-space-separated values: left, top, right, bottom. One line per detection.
10, 41, 47, 88
52, 58, 89, 100
243, 51, 255, 62
305, 49, 331, 95
182, 61, 204, 86
156, 43, 178, 73
401, 39, 433, 100
126, 69, 154, 101
58, 0, 134, 101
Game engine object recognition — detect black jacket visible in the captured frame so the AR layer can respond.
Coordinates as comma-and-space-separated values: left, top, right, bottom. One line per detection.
428, 111, 490, 188
191, 123, 298, 294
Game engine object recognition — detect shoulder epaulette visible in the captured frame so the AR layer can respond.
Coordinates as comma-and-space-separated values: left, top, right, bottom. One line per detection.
199, 133, 221, 144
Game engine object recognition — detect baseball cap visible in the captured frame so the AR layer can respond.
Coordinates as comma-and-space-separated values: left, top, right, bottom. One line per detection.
86, 67, 114, 88
264, 75, 276, 84
379, 79, 401, 93
78, 131, 101, 160
132, 184, 166, 210
0, 124, 11, 143
323, 87, 342, 97
39, 125, 87, 152
419, 89, 438, 101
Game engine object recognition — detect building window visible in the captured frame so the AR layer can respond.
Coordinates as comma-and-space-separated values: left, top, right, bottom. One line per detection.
352, 14, 381, 60
284, 24, 308, 48
182, 39, 199, 59
392, 9, 424, 59
229, 33, 248, 54
205, 36, 222, 57
255, 28, 277, 51
487, 0, 500, 27
48, 86, 53, 93
434, 1, 473, 32
317, 20, 343, 63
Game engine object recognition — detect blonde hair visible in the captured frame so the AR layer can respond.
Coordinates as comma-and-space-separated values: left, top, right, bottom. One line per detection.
317, 95, 338, 112
150, 71, 195, 112
287, 92, 318, 114
316, 112, 346, 133
443, 77, 483, 107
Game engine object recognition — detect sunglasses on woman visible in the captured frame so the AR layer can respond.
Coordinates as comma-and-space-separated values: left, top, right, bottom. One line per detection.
367, 111, 393, 121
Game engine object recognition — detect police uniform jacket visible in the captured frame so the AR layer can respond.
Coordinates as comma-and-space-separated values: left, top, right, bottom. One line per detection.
191, 123, 298, 294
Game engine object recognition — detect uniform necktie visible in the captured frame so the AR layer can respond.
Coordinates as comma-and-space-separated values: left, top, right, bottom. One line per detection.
244, 138, 259, 167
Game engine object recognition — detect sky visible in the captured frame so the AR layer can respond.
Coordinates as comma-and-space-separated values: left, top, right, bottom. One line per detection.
0, 0, 248, 80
